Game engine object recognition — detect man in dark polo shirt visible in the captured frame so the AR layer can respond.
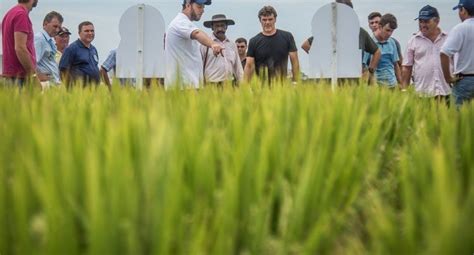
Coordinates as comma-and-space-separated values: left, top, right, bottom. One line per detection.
244, 6, 299, 83
59, 21, 100, 88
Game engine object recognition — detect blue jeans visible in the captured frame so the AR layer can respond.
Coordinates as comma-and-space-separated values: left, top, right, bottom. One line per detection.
453, 76, 474, 106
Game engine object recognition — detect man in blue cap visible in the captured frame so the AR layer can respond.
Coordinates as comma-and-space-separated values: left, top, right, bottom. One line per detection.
402, 5, 451, 102
441, 0, 474, 106
165, 0, 224, 89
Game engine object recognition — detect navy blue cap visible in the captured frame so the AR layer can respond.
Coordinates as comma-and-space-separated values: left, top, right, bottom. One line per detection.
453, 0, 474, 10
415, 5, 439, 20
183, 0, 212, 5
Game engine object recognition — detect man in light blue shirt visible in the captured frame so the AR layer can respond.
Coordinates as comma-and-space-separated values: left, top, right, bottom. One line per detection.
364, 13, 401, 88
34, 11, 63, 87
100, 49, 135, 88
441, 0, 474, 106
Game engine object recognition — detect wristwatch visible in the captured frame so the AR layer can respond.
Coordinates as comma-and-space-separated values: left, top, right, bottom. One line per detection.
368, 67, 375, 74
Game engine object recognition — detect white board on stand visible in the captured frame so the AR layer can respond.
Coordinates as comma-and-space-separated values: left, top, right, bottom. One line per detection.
308, 3, 361, 80
116, 4, 165, 89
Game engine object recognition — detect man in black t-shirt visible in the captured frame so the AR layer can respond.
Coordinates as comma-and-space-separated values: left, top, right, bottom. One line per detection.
244, 6, 300, 83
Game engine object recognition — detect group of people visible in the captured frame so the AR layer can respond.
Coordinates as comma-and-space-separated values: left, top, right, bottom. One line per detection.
1, 0, 99, 89
2, 0, 474, 106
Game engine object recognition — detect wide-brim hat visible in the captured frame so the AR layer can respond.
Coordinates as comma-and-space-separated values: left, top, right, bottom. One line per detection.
203, 14, 235, 28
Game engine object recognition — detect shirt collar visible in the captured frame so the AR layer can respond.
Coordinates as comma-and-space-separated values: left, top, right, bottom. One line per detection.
211, 33, 229, 43
76, 39, 93, 49
178, 12, 191, 21
41, 29, 54, 41
415, 30, 447, 41
17, 4, 28, 12
464, 17, 474, 23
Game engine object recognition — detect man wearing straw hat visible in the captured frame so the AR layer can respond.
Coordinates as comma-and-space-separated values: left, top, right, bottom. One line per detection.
201, 14, 243, 86
165, 0, 224, 89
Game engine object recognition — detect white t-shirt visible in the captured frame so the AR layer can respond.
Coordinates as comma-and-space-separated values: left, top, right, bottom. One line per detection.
165, 12, 202, 89
441, 18, 474, 75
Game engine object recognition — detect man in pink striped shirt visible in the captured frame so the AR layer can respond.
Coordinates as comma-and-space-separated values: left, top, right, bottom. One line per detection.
402, 5, 451, 101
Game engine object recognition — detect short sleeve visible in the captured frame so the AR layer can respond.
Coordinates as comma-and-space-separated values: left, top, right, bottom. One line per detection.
391, 39, 400, 63
34, 34, 45, 62
394, 38, 403, 59
360, 28, 378, 54
247, 37, 256, 58
101, 50, 116, 72
287, 32, 297, 52
175, 19, 199, 39
12, 12, 30, 33
59, 46, 74, 70
403, 37, 415, 66
441, 26, 462, 57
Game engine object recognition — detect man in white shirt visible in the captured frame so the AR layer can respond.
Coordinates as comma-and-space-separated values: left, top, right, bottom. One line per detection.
165, 0, 224, 89
201, 14, 243, 86
34, 11, 63, 87
441, 0, 474, 106
402, 5, 451, 101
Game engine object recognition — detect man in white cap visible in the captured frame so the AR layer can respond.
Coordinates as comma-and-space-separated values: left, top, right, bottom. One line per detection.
201, 14, 243, 86
441, 0, 474, 106
165, 0, 224, 89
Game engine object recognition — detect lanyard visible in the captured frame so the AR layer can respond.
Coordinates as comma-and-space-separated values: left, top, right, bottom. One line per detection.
42, 33, 57, 55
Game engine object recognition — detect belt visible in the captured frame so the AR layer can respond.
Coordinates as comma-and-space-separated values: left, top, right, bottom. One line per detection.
459, 73, 474, 77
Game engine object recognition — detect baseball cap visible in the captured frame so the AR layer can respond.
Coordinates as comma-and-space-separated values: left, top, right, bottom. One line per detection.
453, 0, 474, 10
57, 27, 71, 36
182, 0, 212, 5
415, 5, 439, 20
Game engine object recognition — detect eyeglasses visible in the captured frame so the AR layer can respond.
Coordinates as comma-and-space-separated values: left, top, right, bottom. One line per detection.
237, 46, 246, 48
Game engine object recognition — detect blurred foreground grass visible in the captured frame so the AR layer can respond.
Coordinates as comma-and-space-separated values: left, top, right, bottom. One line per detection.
0, 81, 473, 255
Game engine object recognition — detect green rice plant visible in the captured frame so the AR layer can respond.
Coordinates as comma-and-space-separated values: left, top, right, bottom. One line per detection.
0, 80, 472, 255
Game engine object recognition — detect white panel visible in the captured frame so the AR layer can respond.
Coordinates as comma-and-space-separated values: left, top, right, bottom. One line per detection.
308, 3, 361, 79
116, 4, 165, 79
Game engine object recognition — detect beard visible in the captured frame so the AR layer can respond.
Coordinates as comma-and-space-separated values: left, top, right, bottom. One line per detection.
190, 8, 201, 21
32, 0, 38, 8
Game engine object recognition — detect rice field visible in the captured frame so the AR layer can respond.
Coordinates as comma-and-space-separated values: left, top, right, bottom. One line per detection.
0, 81, 473, 255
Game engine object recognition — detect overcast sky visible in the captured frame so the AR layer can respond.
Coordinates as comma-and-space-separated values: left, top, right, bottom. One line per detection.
1, 0, 461, 73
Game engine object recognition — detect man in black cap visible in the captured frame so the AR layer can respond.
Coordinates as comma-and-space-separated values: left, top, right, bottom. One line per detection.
201, 14, 243, 86
165, 0, 224, 89
54, 26, 71, 64
441, 0, 474, 106
402, 5, 451, 101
